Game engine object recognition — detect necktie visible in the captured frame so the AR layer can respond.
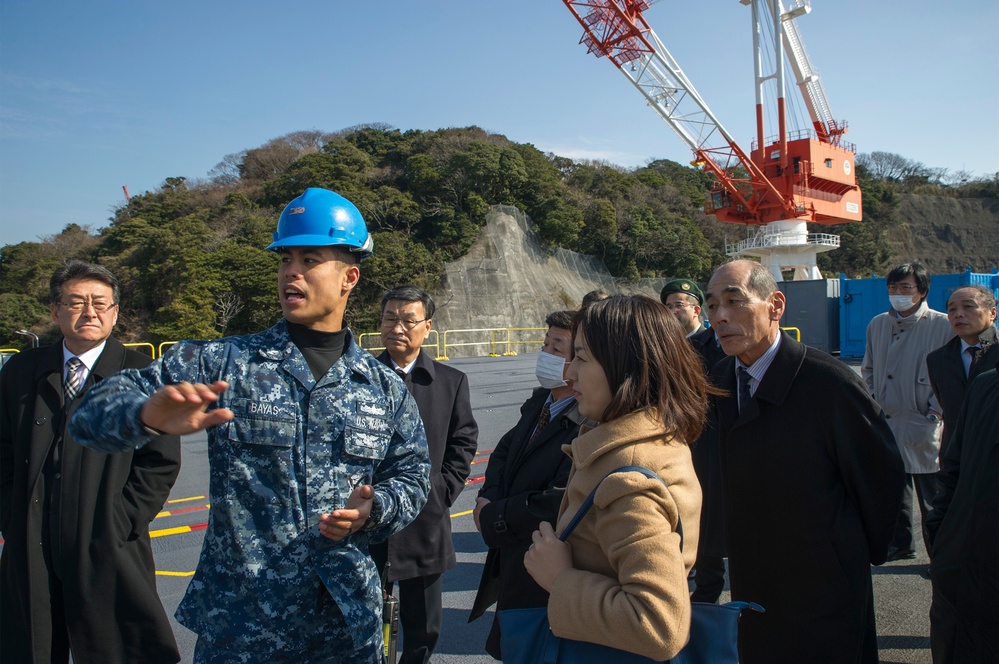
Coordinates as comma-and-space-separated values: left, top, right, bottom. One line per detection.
394, 367, 409, 385
737, 367, 752, 414
528, 402, 552, 448
64, 357, 84, 403
965, 346, 982, 378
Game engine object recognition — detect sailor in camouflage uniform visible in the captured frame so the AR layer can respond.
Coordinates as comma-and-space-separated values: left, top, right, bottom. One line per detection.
70, 188, 431, 663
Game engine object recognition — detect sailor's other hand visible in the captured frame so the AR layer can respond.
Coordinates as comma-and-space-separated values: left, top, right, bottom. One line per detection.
319, 484, 374, 541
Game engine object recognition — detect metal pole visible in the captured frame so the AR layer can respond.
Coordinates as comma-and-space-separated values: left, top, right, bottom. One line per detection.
15, 329, 39, 348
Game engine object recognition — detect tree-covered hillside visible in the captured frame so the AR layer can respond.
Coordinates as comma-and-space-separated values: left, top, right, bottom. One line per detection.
1, 125, 994, 349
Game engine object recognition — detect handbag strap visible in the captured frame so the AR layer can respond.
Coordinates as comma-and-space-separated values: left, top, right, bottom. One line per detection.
559, 465, 685, 550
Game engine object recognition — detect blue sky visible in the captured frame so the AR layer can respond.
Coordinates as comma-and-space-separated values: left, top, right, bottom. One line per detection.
2, 0, 996, 247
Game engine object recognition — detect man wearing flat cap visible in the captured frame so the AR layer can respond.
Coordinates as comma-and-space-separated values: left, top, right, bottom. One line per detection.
661, 279, 706, 337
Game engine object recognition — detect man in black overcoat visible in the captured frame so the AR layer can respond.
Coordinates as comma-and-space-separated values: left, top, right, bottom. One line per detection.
688, 324, 728, 602
926, 285, 997, 457
370, 285, 478, 664
469, 310, 592, 660
662, 277, 728, 601
0, 260, 181, 664
705, 260, 905, 664
924, 361, 998, 664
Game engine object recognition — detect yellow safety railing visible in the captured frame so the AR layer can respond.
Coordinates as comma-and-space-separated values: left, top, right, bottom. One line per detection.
780, 326, 801, 341
123, 342, 156, 358
439, 327, 546, 361
4, 326, 805, 364
0, 348, 20, 368
500, 328, 548, 356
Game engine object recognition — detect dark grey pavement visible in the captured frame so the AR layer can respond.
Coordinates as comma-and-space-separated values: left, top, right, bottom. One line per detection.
140, 354, 930, 662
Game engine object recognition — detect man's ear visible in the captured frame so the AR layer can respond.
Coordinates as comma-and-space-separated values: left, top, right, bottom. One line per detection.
341, 264, 361, 293
769, 291, 787, 321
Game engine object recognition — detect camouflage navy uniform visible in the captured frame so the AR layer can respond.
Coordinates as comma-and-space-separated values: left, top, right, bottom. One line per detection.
70, 322, 431, 663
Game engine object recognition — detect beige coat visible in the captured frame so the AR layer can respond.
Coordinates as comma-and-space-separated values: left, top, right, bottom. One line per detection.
862, 301, 953, 473
547, 409, 701, 661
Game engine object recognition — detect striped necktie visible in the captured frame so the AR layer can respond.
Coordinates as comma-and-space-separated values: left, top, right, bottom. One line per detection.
527, 402, 552, 448
65, 357, 84, 403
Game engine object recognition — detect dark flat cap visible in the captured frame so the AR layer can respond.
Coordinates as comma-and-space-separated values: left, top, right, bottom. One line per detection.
660, 279, 704, 305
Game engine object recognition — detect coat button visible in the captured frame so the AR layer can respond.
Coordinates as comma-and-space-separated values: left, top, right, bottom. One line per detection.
887, 375, 893, 379
54, 473, 61, 480
35, 417, 46, 425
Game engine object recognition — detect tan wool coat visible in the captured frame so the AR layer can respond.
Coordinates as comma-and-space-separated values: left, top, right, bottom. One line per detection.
547, 409, 702, 661
862, 301, 953, 473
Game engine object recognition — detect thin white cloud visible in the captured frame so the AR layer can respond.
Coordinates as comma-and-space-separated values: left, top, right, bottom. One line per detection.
1, 73, 93, 96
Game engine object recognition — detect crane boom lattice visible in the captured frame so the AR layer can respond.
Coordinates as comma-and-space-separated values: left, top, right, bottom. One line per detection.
561, 0, 863, 280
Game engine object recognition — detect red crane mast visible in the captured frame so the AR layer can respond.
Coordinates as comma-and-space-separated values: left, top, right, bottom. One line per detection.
561, 0, 862, 278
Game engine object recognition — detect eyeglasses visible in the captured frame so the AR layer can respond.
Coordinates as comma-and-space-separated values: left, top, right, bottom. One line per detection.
664, 302, 691, 311
887, 283, 917, 294
58, 299, 117, 313
380, 315, 427, 331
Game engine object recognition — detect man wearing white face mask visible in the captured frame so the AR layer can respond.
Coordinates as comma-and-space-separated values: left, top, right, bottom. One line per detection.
470, 310, 594, 660
863, 262, 953, 563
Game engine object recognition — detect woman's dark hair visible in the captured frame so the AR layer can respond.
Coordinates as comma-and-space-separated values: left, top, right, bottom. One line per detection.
571, 294, 719, 444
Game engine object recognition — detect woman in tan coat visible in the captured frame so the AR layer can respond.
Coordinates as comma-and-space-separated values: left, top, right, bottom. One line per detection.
524, 294, 716, 661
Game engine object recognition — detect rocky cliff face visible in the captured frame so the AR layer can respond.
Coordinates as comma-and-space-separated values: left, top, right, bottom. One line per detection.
431, 206, 662, 357
893, 194, 998, 273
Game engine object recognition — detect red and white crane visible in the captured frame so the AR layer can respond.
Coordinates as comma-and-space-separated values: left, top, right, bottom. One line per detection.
561, 0, 861, 280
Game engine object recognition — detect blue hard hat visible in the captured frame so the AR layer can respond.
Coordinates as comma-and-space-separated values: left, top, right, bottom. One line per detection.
266, 188, 374, 258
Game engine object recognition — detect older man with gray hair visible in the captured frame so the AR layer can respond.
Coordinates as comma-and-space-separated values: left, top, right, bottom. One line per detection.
926, 284, 997, 457
705, 259, 904, 664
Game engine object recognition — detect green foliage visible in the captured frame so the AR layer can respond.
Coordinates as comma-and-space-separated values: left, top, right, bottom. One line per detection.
0, 293, 51, 349
5, 127, 975, 345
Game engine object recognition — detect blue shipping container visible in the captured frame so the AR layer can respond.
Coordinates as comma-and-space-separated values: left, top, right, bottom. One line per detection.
838, 267, 999, 359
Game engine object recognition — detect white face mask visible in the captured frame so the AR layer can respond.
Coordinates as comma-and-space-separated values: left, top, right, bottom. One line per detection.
535, 350, 568, 389
889, 295, 918, 312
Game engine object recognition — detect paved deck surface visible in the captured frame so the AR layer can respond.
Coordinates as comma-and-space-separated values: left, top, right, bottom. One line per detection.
133, 354, 930, 662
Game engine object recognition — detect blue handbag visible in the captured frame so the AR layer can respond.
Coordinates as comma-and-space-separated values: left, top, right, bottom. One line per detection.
498, 466, 763, 664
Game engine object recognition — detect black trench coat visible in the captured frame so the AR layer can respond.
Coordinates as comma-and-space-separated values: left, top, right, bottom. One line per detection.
370, 349, 478, 581
1, 338, 181, 664
470, 387, 591, 659
711, 333, 905, 664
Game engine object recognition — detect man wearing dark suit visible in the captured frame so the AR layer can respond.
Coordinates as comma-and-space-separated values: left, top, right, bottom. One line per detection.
470, 310, 591, 660
688, 324, 728, 602
662, 278, 727, 602
0, 260, 181, 664
370, 285, 478, 664
924, 361, 998, 664
705, 260, 905, 664
926, 285, 997, 458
